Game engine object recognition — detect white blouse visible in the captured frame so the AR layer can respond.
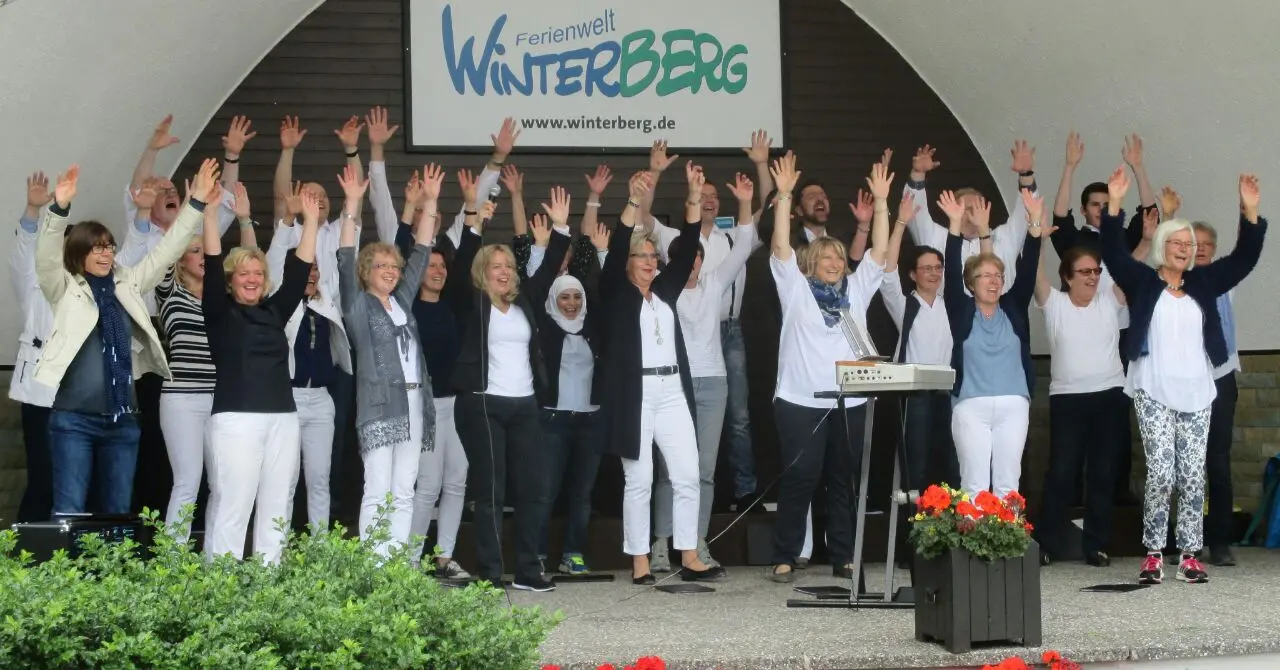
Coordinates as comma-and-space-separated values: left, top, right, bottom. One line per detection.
640, 294, 679, 368
1038, 279, 1127, 396
485, 304, 535, 397
555, 334, 597, 412
387, 299, 420, 384
1125, 291, 1217, 413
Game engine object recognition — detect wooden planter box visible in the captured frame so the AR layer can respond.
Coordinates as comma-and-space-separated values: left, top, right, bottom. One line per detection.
913, 541, 1042, 653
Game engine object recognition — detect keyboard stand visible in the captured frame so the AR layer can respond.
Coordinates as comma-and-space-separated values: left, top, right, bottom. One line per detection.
786, 390, 919, 610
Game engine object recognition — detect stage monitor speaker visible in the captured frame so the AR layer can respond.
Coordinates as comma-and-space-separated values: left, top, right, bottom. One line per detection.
10, 514, 152, 563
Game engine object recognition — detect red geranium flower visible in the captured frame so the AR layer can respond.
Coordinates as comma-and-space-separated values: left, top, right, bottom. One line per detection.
956, 500, 981, 519
974, 490, 1002, 514
996, 506, 1016, 522
1003, 490, 1026, 512
918, 485, 952, 514
633, 657, 666, 670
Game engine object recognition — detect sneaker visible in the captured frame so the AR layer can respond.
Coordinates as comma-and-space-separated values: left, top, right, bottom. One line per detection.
1177, 555, 1209, 584
512, 576, 556, 592
435, 559, 471, 580
558, 555, 590, 575
696, 538, 720, 568
650, 538, 671, 573
1138, 553, 1163, 585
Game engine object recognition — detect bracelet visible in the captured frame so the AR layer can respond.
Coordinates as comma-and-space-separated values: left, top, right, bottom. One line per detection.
585, 201, 602, 208
776, 194, 792, 202
686, 199, 701, 207
490, 158, 506, 167
464, 210, 478, 216
1018, 170, 1034, 178
979, 233, 992, 240
238, 216, 254, 227
345, 149, 359, 158
626, 199, 641, 208
224, 156, 240, 164
893, 219, 907, 227
858, 226, 871, 233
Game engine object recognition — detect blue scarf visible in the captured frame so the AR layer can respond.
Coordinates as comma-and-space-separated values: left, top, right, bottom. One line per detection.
807, 276, 849, 328
84, 273, 134, 419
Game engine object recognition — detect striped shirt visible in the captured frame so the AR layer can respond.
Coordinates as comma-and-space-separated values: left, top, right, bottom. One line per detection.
157, 267, 216, 393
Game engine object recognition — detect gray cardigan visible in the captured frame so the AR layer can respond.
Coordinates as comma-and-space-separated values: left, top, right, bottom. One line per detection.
338, 243, 436, 453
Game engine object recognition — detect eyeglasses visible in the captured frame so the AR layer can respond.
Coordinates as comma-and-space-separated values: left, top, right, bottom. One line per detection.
1075, 268, 1102, 277
630, 252, 660, 261
91, 244, 117, 255
1165, 240, 1193, 250
372, 262, 402, 271
915, 264, 943, 273
158, 188, 178, 197
974, 273, 1003, 282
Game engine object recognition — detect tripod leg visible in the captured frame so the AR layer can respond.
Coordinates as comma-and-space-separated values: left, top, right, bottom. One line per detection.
848, 397, 875, 603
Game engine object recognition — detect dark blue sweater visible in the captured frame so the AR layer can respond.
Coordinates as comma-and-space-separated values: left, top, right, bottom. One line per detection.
943, 232, 1040, 399
1100, 210, 1266, 366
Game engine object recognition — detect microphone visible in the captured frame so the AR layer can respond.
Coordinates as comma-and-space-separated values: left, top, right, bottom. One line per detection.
487, 184, 502, 202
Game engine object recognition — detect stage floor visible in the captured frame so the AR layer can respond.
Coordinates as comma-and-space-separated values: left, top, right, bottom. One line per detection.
522, 548, 1280, 669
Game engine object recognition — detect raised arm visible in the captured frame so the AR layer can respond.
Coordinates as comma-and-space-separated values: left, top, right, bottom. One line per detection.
11, 172, 52, 313
639, 139, 680, 231
938, 190, 968, 322
444, 118, 514, 249
1099, 166, 1149, 291
993, 140, 1039, 257
131, 115, 179, 191
601, 172, 650, 298
904, 145, 944, 248
335, 114, 366, 184
581, 164, 612, 236
334, 164, 365, 254
864, 159, 894, 268
655, 162, 706, 294
500, 164, 529, 237
848, 189, 874, 262
393, 171, 441, 309
231, 182, 259, 250
364, 106, 401, 245
131, 160, 217, 293
1049, 131, 1084, 258
713, 173, 758, 292
1122, 134, 1157, 209
884, 193, 917, 272
273, 116, 307, 222
35, 167, 82, 305
1015, 189, 1050, 310
743, 129, 773, 215
1198, 174, 1268, 294
769, 151, 799, 262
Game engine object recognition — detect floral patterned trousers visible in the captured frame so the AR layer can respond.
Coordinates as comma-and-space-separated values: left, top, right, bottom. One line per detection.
1133, 390, 1212, 553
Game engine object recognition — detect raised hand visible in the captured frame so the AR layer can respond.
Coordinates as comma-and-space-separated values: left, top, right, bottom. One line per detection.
148, 115, 180, 152
743, 129, 771, 164
1142, 206, 1159, 240
726, 172, 754, 203
421, 164, 445, 202
769, 151, 800, 194
1121, 133, 1144, 168
685, 161, 706, 199
588, 222, 611, 250
1010, 139, 1035, 174
866, 161, 894, 200
1240, 174, 1261, 222
205, 184, 225, 221
1064, 131, 1084, 168
1020, 188, 1045, 228
457, 168, 478, 206
877, 148, 894, 169
335, 116, 364, 150
491, 117, 520, 160
500, 164, 524, 195
479, 200, 497, 221
131, 178, 159, 210
530, 212, 552, 247
192, 158, 221, 203
337, 163, 368, 201
585, 164, 613, 196
27, 171, 52, 208
286, 181, 304, 217
849, 190, 874, 224
1159, 186, 1181, 218
1106, 166, 1131, 203
937, 190, 964, 222
404, 170, 424, 207
541, 185, 571, 226
628, 171, 654, 200
222, 115, 257, 157
365, 106, 399, 146
897, 193, 920, 224
971, 195, 992, 232
234, 182, 252, 219
650, 140, 679, 173
280, 116, 308, 150
54, 166, 80, 208
912, 145, 940, 174
300, 188, 321, 224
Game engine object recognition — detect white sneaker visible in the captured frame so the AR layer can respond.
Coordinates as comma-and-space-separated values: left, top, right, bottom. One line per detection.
697, 538, 720, 568
650, 538, 671, 572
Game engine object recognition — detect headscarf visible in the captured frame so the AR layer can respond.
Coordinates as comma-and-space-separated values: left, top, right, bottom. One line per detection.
545, 274, 586, 334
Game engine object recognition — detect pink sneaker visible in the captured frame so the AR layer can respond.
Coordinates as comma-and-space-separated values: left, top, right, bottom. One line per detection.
1138, 553, 1163, 584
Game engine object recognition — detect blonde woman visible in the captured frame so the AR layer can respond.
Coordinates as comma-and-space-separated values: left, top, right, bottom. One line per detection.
448, 183, 569, 592
338, 164, 437, 556
35, 162, 208, 516
156, 182, 257, 540
202, 174, 316, 564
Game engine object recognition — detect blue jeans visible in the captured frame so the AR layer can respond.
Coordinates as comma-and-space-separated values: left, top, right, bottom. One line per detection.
720, 318, 757, 499
537, 409, 602, 558
49, 410, 141, 515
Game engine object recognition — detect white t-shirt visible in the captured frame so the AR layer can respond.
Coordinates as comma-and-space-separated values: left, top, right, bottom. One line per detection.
386, 299, 420, 384
1125, 291, 1217, 413
485, 304, 535, 397
640, 294, 680, 368
771, 252, 885, 409
1038, 282, 1128, 395
677, 224, 757, 377
555, 334, 597, 412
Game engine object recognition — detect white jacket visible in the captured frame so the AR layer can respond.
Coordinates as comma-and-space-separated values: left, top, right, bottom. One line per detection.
8, 218, 57, 406
33, 202, 200, 388
284, 291, 353, 378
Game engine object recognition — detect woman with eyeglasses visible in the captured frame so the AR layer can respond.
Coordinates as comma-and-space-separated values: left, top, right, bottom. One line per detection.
34, 162, 208, 517
1032, 200, 1128, 568
1101, 168, 1266, 585
940, 188, 1042, 499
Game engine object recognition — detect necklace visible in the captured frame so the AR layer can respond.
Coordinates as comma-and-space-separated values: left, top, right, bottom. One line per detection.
646, 296, 664, 345
1159, 269, 1185, 292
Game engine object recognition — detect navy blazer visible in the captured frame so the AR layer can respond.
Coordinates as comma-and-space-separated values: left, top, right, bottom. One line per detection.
943, 232, 1040, 399
1100, 210, 1266, 366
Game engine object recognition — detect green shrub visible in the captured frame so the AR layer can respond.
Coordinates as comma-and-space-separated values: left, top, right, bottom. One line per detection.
0, 508, 558, 669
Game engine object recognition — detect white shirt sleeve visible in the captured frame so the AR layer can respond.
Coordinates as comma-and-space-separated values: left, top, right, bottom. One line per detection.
878, 270, 908, 331
847, 254, 886, 315
649, 214, 682, 262
267, 219, 301, 295
903, 183, 946, 250
445, 166, 501, 249
992, 185, 1034, 269
368, 161, 399, 244
115, 219, 154, 269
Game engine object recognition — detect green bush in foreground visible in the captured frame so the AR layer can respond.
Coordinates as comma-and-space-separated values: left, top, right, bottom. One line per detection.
0, 509, 557, 669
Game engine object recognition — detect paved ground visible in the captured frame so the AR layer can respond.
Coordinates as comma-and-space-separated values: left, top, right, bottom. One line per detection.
519, 548, 1280, 669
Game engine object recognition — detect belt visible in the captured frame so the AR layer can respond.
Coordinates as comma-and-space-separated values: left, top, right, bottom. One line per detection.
641, 365, 679, 376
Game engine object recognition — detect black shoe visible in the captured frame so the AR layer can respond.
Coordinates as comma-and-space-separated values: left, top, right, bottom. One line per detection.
832, 563, 854, 579
1084, 551, 1111, 567
632, 573, 656, 586
512, 576, 556, 592
795, 557, 810, 570
1208, 546, 1236, 567
680, 565, 727, 582
768, 565, 795, 583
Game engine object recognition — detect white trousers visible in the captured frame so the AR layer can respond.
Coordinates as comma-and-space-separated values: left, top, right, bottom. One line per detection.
801, 506, 813, 560
159, 392, 213, 540
205, 411, 300, 564
287, 387, 335, 530
410, 395, 469, 560
360, 389, 423, 556
951, 395, 1030, 497
622, 375, 699, 556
